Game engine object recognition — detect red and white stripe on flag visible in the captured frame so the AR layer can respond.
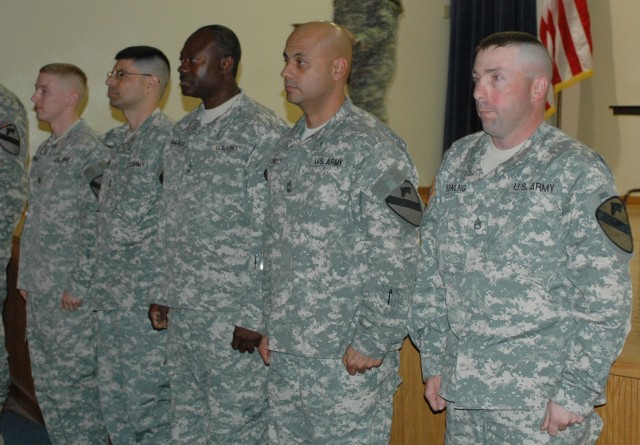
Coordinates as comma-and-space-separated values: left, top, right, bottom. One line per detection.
539, 0, 593, 117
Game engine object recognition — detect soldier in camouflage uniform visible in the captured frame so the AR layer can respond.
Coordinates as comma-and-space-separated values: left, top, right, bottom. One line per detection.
410, 32, 632, 444
258, 22, 421, 444
333, 0, 402, 123
17, 64, 108, 445
148, 25, 287, 444
65, 46, 173, 444
0, 83, 28, 407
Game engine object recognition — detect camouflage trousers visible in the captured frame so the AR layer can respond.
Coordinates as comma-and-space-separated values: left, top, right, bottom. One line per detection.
267, 350, 401, 444
96, 309, 170, 445
26, 292, 107, 445
167, 309, 268, 445
445, 403, 603, 445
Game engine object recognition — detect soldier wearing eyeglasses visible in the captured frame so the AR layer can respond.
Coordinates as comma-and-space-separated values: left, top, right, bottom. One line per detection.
65, 46, 174, 445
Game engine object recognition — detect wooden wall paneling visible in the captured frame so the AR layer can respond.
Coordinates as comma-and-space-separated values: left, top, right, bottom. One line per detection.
390, 338, 445, 445
595, 375, 640, 445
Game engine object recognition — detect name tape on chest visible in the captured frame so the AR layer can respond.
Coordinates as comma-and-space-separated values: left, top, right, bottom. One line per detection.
444, 182, 557, 194
311, 156, 344, 167
127, 161, 145, 168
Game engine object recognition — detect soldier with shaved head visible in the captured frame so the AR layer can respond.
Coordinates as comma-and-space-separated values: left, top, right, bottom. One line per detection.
18, 63, 108, 444
259, 21, 421, 444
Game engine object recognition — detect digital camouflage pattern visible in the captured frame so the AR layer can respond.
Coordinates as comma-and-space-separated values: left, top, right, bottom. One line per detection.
411, 122, 632, 420
333, 0, 402, 123
87, 110, 172, 310
97, 309, 170, 445
159, 93, 287, 325
167, 310, 268, 444
0, 84, 27, 272
445, 402, 602, 445
157, 92, 287, 444
18, 119, 108, 444
0, 83, 27, 403
267, 351, 400, 445
87, 111, 173, 444
264, 99, 419, 359
264, 99, 420, 444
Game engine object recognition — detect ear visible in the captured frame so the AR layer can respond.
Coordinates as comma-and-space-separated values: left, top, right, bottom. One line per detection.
145, 76, 159, 94
220, 56, 235, 75
66, 90, 80, 108
332, 57, 349, 81
531, 75, 549, 104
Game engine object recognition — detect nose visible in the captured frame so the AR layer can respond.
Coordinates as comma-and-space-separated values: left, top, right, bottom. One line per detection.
106, 76, 116, 87
30, 92, 37, 103
281, 63, 291, 79
178, 60, 188, 74
473, 80, 485, 101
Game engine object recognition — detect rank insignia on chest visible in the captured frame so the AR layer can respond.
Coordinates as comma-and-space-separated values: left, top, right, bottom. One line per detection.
596, 196, 633, 253
90, 175, 103, 198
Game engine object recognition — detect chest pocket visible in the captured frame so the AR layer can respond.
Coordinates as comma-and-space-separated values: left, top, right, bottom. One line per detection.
436, 188, 478, 267
99, 157, 158, 219
488, 189, 562, 260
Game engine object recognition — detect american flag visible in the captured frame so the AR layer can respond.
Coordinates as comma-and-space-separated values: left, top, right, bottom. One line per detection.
539, 0, 593, 117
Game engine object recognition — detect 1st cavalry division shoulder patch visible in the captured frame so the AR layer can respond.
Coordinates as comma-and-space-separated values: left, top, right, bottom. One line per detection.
0, 123, 21, 156
385, 180, 423, 227
596, 196, 633, 253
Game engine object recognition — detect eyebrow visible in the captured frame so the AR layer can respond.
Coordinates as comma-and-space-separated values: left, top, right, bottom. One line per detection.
284, 49, 306, 59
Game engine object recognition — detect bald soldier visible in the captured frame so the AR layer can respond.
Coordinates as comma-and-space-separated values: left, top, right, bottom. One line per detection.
259, 21, 421, 444
18, 63, 108, 444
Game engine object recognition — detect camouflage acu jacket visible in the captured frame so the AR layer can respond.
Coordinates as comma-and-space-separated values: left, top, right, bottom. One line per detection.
412, 122, 632, 415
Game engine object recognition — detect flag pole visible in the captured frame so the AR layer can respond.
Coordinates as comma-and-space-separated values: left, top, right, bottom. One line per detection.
556, 90, 562, 128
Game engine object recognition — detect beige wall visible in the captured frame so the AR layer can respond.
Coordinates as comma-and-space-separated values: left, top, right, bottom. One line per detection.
7, 1, 633, 192
0, 0, 447, 186
559, 0, 640, 195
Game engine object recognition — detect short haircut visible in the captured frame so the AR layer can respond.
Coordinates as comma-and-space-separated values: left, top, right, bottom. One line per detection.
476, 31, 553, 79
115, 46, 171, 94
198, 25, 242, 77
39, 63, 88, 102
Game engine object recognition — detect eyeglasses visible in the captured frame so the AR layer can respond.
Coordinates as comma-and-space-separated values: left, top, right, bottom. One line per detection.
106, 70, 153, 80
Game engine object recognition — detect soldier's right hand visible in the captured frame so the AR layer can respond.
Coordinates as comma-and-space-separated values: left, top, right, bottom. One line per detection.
425, 375, 447, 412
61, 291, 83, 311
148, 303, 170, 330
258, 335, 270, 365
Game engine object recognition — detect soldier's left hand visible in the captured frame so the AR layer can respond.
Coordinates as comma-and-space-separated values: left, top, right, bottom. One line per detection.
540, 399, 584, 437
342, 344, 383, 375
61, 291, 83, 311
231, 326, 262, 353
